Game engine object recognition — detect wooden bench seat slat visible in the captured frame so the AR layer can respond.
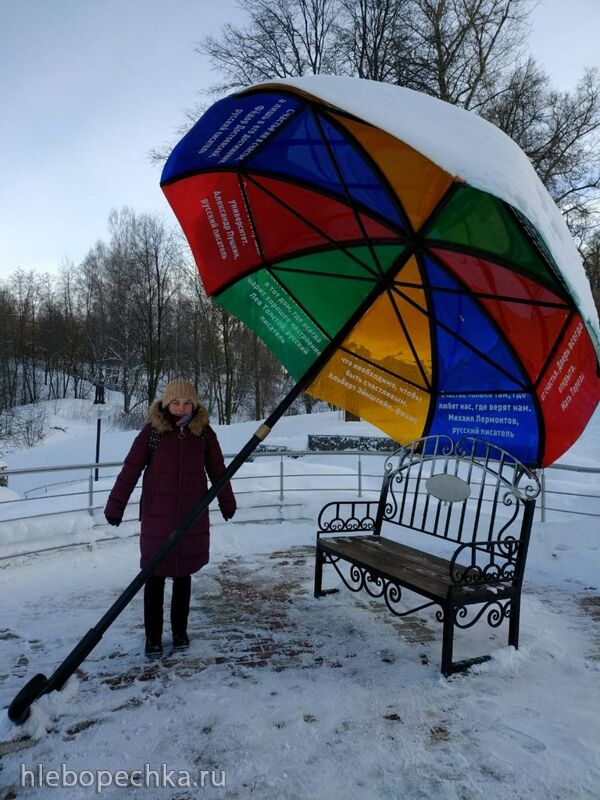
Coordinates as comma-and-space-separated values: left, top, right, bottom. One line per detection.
357, 536, 456, 576
319, 536, 451, 599
321, 535, 514, 602
324, 535, 456, 584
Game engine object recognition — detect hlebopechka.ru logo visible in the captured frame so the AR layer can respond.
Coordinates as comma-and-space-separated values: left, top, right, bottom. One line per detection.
20, 762, 226, 792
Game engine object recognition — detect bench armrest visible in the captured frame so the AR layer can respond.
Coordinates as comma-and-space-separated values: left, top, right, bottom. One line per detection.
449, 538, 521, 586
317, 500, 381, 537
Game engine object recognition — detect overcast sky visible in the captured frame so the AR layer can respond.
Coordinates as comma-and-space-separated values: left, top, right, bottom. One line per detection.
0, 0, 598, 282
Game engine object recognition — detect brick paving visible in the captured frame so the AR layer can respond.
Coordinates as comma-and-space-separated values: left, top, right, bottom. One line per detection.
194, 547, 438, 672
362, 599, 437, 644
98, 544, 439, 691
100, 547, 321, 689
196, 548, 316, 670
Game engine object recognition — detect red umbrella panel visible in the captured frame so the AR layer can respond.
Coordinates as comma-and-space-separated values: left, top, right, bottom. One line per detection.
161, 86, 600, 467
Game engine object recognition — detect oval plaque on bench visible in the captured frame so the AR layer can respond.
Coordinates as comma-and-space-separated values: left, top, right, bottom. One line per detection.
425, 473, 471, 502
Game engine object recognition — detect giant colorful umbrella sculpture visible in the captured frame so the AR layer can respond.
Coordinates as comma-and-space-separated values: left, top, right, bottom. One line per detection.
161, 76, 600, 467
8, 77, 600, 724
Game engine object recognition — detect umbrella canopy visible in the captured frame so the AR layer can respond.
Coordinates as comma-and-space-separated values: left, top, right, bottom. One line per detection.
161, 76, 600, 467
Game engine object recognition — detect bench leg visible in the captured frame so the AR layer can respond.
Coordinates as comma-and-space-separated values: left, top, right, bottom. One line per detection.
314, 547, 339, 598
314, 547, 325, 597
508, 596, 520, 650
441, 605, 455, 676
442, 598, 515, 675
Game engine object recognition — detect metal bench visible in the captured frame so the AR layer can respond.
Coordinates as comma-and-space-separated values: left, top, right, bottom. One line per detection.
314, 435, 541, 675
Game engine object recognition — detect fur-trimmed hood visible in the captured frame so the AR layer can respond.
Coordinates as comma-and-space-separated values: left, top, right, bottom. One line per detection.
148, 399, 209, 436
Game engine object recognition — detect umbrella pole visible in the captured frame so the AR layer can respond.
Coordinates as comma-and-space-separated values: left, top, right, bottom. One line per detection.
7, 373, 316, 724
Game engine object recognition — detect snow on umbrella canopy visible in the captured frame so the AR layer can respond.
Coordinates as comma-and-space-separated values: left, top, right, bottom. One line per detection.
161, 77, 600, 467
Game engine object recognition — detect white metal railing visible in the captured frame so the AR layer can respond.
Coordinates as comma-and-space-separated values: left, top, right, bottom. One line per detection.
538, 462, 600, 522
1, 451, 599, 526
0, 451, 385, 526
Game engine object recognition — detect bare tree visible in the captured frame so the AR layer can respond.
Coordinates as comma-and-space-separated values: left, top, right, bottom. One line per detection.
128, 212, 183, 403
199, 0, 339, 93
336, 0, 412, 82
400, 0, 530, 109
583, 231, 600, 312
51, 262, 89, 399
100, 216, 145, 413
0, 284, 18, 413
9, 270, 44, 405
485, 63, 600, 249
105, 208, 185, 406
200, 0, 529, 103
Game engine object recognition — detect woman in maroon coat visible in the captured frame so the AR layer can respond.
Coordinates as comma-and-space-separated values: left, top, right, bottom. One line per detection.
104, 379, 236, 658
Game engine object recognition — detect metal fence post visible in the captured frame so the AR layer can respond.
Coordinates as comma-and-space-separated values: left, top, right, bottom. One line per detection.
88, 472, 94, 517
358, 454, 362, 497
279, 456, 284, 502
540, 469, 546, 523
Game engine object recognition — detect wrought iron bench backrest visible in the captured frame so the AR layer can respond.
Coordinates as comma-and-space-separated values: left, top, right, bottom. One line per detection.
377, 435, 541, 558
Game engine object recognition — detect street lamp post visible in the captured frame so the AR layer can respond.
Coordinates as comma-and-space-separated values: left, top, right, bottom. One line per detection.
94, 407, 105, 482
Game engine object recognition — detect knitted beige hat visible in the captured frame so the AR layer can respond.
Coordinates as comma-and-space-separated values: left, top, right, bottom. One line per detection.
161, 379, 200, 409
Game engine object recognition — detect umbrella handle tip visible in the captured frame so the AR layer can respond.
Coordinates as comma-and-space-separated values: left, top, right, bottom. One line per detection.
7, 673, 49, 725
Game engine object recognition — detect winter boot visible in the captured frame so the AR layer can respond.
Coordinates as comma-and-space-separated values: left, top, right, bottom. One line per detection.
145, 637, 163, 659
144, 575, 165, 659
172, 632, 190, 652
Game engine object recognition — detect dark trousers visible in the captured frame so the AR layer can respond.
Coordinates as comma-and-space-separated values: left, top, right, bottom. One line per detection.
144, 575, 191, 641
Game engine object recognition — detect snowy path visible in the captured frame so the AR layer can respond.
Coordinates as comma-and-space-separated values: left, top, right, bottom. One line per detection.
1, 521, 599, 800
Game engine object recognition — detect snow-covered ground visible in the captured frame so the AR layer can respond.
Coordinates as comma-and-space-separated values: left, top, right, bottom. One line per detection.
0, 401, 599, 799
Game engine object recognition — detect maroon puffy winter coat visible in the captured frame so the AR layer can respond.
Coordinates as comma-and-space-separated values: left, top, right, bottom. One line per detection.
104, 401, 236, 577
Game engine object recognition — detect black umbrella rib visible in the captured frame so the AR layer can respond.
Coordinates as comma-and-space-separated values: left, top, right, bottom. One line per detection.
231, 172, 378, 299
533, 310, 577, 391
235, 163, 408, 237
390, 285, 530, 391
263, 268, 336, 343
271, 265, 377, 282
211, 249, 383, 300
241, 245, 417, 384
338, 346, 431, 394
256, 239, 420, 385
237, 172, 268, 267
277, 244, 414, 348
163, 163, 404, 235
241, 88, 410, 236
423, 247, 566, 396
419, 245, 548, 465
233, 173, 343, 344
161, 164, 243, 187
234, 164, 412, 239
506, 204, 571, 295
392, 280, 570, 309
386, 289, 433, 392
419, 186, 567, 299
415, 253, 441, 438
209, 92, 306, 177
310, 109, 384, 276
314, 107, 414, 236
424, 239, 570, 299
240, 171, 384, 278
